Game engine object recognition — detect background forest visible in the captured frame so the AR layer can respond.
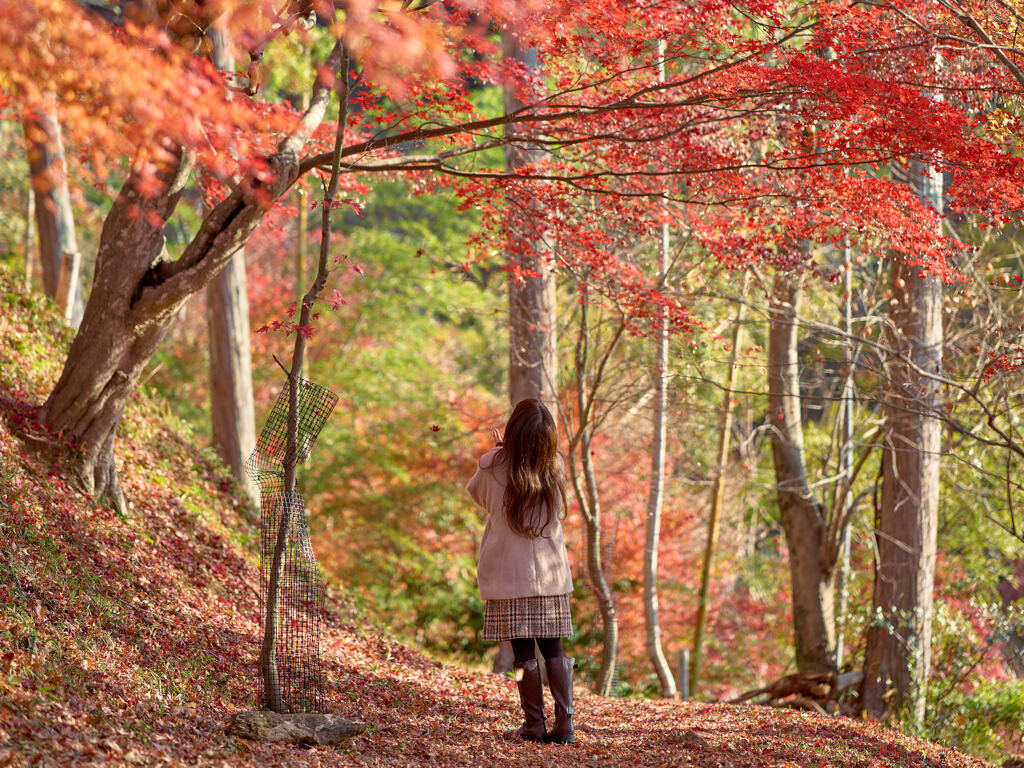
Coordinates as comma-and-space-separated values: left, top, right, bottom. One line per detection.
2, 0, 1024, 764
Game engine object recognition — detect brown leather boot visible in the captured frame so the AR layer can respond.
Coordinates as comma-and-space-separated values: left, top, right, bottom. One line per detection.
545, 656, 575, 745
504, 659, 546, 742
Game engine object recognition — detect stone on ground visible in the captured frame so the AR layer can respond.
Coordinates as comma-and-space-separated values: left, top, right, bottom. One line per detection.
228, 710, 367, 746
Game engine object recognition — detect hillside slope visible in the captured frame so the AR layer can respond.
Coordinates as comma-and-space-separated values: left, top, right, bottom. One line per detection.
0, 272, 991, 768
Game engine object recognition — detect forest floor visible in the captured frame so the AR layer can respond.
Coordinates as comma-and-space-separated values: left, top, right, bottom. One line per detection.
0, 271, 993, 768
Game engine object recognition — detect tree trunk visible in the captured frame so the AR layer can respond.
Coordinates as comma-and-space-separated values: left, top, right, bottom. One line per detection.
23, 108, 84, 325
38, 43, 345, 513
207, 251, 257, 499
260, 44, 349, 712
767, 271, 837, 675
503, 29, 556, 409
997, 562, 1024, 678
643, 190, 676, 698
509, 264, 557, 406
566, 299, 623, 697
24, 174, 34, 291
295, 186, 309, 382
493, 28, 558, 676
861, 159, 943, 724
205, 23, 257, 500
39, 158, 193, 511
835, 237, 856, 669
580, 428, 618, 697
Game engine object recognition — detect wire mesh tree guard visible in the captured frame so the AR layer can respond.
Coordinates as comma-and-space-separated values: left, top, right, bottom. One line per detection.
246, 377, 338, 713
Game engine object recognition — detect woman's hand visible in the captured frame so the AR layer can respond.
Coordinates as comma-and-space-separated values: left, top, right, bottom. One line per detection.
492, 428, 504, 446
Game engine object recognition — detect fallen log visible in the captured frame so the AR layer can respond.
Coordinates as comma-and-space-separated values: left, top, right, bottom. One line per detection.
729, 670, 864, 715
729, 672, 835, 705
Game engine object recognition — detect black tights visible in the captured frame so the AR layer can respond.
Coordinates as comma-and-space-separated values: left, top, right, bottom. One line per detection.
510, 637, 564, 663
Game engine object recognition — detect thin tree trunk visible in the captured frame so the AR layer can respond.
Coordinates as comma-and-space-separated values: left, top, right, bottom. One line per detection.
205, 23, 257, 500
294, 46, 311, 383
24, 175, 34, 291
23, 107, 84, 325
295, 184, 309, 383
566, 299, 624, 697
207, 252, 257, 498
835, 239, 855, 669
579, 426, 618, 696
767, 271, 837, 675
260, 44, 349, 712
692, 276, 748, 694
861, 158, 943, 724
643, 168, 676, 698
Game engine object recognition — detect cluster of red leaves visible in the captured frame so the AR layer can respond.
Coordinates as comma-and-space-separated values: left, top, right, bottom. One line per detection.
982, 347, 1024, 381
0, 0, 296, 189
7, 0, 1024, 362
0, 0, 520, 179
420, 0, 1024, 322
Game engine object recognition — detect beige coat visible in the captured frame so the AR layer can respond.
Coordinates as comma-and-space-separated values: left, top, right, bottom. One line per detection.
467, 446, 573, 600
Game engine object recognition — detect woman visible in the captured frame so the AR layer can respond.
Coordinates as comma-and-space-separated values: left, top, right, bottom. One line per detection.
466, 398, 576, 744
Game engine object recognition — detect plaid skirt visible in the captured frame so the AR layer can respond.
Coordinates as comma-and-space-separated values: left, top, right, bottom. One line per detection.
482, 594, 573, 641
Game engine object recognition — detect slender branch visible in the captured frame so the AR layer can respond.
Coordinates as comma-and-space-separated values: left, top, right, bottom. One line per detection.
130, 42, 346, 319
259, 39, 350, 714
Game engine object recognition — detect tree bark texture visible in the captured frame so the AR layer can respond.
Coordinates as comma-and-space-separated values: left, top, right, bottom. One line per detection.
581, 432, 618, 697
767, 271, 837, 675
861, 159, 943, 724
207, 251, 257, 499
39, 43, 345, 512
503, 29, 556, 410
23, 108, 84, 325
205, 23, 257, 501
24, 174, 34, 291
39, 157, 193, 511
509, 267, 557, 406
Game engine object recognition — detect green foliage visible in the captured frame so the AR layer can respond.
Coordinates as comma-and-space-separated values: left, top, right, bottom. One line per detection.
938, 677, 1024, 759
0, 288, 75, 390
0, 123, 30, 280
295, 178, 506, 661
920, 599, 1024, 762
260, 27, 346, 121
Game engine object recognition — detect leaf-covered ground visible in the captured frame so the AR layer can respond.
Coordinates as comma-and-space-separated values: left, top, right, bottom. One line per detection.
0, 275, 992, 767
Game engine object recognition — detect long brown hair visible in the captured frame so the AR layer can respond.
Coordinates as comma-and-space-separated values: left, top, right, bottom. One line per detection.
498, 398, 567, 538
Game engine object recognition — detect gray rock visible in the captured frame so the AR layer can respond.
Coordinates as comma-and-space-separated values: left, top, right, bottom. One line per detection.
228, 710, 367, 746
